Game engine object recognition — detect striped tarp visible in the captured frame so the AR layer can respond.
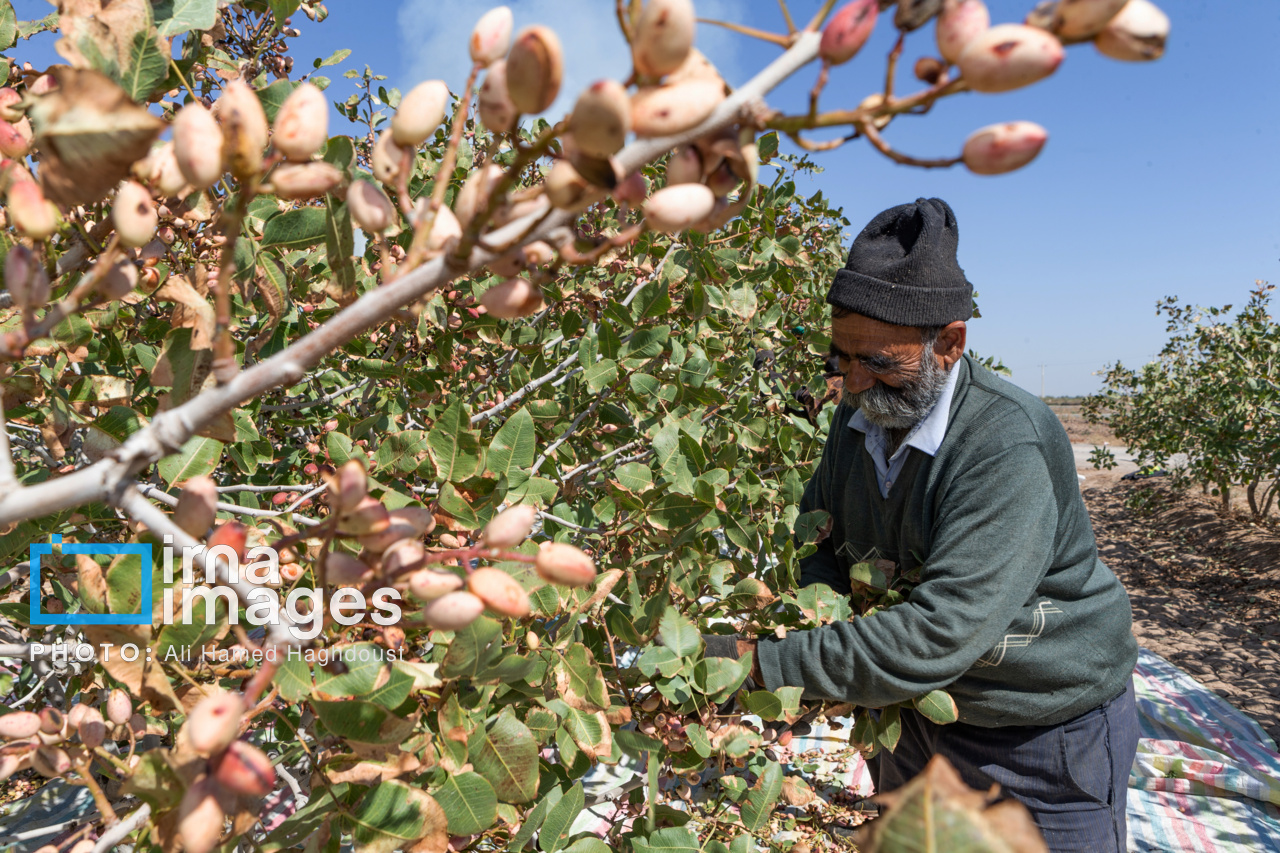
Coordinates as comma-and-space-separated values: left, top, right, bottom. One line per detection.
1127, 648, 1280, 852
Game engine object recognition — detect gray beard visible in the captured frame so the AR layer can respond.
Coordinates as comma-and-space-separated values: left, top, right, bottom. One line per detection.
844, 354, 951, 430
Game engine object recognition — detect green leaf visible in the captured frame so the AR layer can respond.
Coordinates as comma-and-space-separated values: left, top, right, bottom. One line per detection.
312, 698, 403, 744
313, 642, 407, 700
468, 708, 539, 804
16, 12, 56, 41
742, 690, 782, 721
261, 207, 328, 250
630, 826, 699, 853
658, 607, 700, 657
538, 781, 583, 853
613, 462, 653, 493
487, 407, 536, 479
120, 751, 183, 811
441, 616, 503, 678
274, 655, 313, 701
0, 1, 16, 51
614, 728, 664, 759
324, 135, 357, 175
435, 772, 497, 836
428, 401, 483, 482
562, 840, 611, 853
739, 761, 782, 833
268, 0, 302, 28
154, 0, 218, 37
510, 786, 562, 851
91, 406, 147, 444
724, 286, 758, 322
794, 510, 832, 544
316, 48, 352, 68
849, 560, 888, 589
374, 430, 431, 476
351, 782, 445, 853
757, 131, 779, 160
325, 197, 356, 299
877, 704, 903, 752
653, 422, 694, 495
583, 358, 618, 394
912, 690, 959, 725
696, 656, 748, 701
555, 643, 609, 711
121, 28, 167, 102
157, 436, 223, 486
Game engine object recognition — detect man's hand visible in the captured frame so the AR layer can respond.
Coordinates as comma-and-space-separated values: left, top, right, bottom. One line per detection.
737, 639, 764, 684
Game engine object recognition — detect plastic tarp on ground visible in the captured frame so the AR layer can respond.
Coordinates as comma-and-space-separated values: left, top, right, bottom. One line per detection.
1127, 648, 1280, 853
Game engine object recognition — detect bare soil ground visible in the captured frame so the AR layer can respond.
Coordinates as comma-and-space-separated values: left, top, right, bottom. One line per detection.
1083, 479, 1280, 743
1049, 403, 1117, 446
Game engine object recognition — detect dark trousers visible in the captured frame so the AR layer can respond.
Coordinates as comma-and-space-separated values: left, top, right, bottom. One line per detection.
868, 678, 1138, 853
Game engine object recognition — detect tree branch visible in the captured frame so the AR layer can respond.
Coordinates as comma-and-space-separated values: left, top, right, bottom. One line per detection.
91, 803, 151, 853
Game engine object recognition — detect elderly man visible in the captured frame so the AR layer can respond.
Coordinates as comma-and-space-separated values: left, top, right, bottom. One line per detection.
718, 198, 1139, 852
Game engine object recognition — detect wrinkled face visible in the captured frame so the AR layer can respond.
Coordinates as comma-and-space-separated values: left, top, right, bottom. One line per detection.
829, 313, 952, 430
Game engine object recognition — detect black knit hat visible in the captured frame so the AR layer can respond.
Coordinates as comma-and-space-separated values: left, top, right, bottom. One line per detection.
825, 197, 973, 327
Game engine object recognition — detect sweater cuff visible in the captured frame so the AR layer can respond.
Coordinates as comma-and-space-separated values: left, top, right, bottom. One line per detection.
755, 635, 788, 693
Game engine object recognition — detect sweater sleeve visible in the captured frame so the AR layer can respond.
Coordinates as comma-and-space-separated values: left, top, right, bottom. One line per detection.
795, 420, 851, 595
756, 440, 1059, 708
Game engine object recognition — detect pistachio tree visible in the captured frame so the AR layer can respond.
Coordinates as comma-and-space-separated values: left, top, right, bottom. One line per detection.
0, 0, 1170, 851
1084, 281, 1279, 519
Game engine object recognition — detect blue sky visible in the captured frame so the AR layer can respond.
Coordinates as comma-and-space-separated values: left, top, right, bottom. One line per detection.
13, 1, 1280, 395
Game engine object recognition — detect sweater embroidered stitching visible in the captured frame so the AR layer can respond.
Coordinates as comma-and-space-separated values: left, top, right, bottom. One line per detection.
975, 599, 1065, 668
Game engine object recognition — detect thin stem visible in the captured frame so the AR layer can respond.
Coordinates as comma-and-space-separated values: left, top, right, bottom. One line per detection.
616, 0, 635, 44
778, 0, 797, 35
0, 386, 14, 486
803, 0, 840, 32
212, 194, 251, 383
75, 759, 117, 824
885, 32, 905, 100
860, 122, 962, 169
697, 18, 792, 47
404, 63, 482, 271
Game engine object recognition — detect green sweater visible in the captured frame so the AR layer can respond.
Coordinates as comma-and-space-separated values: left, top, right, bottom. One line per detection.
756, 356, 1138, 728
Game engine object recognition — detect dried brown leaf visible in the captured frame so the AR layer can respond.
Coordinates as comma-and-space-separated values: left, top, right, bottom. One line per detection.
81, 622, 182, 712
29, 68, 164, 207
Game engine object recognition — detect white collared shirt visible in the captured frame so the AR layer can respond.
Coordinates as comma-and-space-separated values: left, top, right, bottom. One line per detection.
847, 363, 960, 498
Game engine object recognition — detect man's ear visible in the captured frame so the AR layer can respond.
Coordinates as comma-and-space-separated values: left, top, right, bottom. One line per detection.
935, 321, 967, 368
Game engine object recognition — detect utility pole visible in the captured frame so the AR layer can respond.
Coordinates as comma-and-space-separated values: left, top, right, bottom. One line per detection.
1039, 364, 1045, 399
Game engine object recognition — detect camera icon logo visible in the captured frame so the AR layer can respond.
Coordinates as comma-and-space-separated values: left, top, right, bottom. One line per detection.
29, 535, 153, 625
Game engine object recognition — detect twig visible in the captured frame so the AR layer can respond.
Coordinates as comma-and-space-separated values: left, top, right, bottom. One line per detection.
532, 395, 605, 475
259, 379, 370, 412
777, 0, 797, 35
698, 18, 792, 47
537, 510, 605, 534
885, 32, 905, 100
91, 803, 151, 853
0, 387, 14, 485
471, 351, 578, 425
859, 123, 962, 169
136, 482, 323, 527
405, 63, 482, 270
803, 0, 840, 32
76, 760, 118, 824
